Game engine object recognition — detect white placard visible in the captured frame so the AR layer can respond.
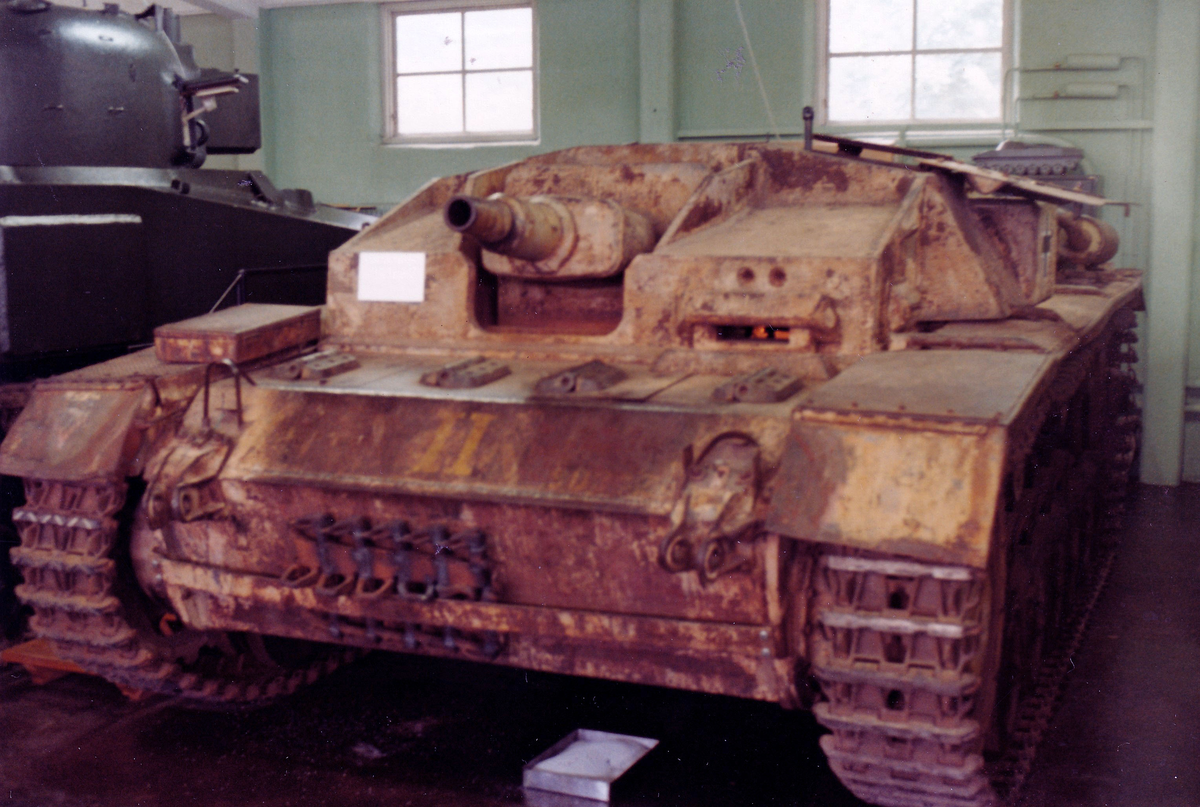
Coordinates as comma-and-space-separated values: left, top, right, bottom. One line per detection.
356, 251, 427, 302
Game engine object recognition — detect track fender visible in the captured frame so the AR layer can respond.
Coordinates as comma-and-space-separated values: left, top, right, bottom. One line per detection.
766, 350, 1052, 569
0, 381, 157, 482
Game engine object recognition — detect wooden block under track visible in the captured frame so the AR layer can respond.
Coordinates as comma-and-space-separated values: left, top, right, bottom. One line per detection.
0, 638, 86, 685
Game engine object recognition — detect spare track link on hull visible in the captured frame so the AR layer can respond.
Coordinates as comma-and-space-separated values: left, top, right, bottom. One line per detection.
10, 477, 347, 705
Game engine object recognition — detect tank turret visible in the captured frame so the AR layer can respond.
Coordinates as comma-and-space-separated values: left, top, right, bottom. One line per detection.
0, 0, 247, 168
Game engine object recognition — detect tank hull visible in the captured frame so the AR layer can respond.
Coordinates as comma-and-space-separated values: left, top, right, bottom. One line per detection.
0, 142, 1141, 807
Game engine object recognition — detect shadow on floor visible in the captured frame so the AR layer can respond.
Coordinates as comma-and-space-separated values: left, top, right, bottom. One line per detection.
0, 641, 861, 807
1019, 484, 1200, 807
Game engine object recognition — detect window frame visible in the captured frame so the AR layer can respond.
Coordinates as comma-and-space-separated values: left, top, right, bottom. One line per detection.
381, 0, 539, 146
816, 0, 1014, 128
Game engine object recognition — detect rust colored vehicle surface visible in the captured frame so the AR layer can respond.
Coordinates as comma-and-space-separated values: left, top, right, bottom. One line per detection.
0, 140, 1140, 807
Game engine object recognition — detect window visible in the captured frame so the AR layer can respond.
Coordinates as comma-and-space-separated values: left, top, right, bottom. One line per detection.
383, 0, 537, 144
822, 0, 1008, 124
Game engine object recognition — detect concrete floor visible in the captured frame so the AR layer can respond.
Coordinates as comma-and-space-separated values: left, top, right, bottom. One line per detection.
2, 484, 1198, 807
1019, 484, 1200, 807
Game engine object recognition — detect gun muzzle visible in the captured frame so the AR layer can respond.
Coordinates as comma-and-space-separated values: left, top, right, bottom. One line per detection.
444, 194, 565, 262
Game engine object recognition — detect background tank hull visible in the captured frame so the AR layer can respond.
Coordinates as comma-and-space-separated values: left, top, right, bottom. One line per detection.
0, 166, 370, 378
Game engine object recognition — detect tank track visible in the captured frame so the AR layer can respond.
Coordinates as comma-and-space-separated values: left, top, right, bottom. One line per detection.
994, 314, 1138, 804
811, 543, 1119, 807
991, 540, 1116, 803
812, 553, 994, 807
0, 383, 35, 642
10, 477, 348, 704
810, 312, 1139, 807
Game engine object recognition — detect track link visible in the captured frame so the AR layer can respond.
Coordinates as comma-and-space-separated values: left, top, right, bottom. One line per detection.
11, 477, 347, 705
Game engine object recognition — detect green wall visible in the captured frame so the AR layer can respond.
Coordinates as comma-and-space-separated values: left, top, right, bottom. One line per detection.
674, 0, 812, 139
258, 0, 816, 205
255, 0, 1200, 484
256, 0, 1156, 222
259, 0, 640, 209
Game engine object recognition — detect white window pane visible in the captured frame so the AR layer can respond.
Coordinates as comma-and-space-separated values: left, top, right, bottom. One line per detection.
395, 11, 461, 74
465, 70, 533, 132
917, 0, 1003, 49
829, 0, 913, 53
915, 52, 1001, 119
827, 54, 912, 121
464, 8, 532, 70
397, 73, 463, 134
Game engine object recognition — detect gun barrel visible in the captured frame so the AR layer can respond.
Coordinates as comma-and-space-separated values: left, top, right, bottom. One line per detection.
445, 195, 514, 244
444, 194, 564, 262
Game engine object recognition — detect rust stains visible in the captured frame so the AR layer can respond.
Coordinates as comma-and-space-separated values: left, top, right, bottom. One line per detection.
764, 422, 848, 541
677, 196, 724, 234
758, 149, 850, 193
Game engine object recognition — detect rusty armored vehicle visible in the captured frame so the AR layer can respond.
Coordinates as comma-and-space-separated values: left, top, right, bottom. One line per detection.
0, 139, 1139, 807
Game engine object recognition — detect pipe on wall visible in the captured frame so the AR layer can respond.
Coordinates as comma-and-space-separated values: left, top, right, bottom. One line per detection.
1141, 0, 1200, 485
